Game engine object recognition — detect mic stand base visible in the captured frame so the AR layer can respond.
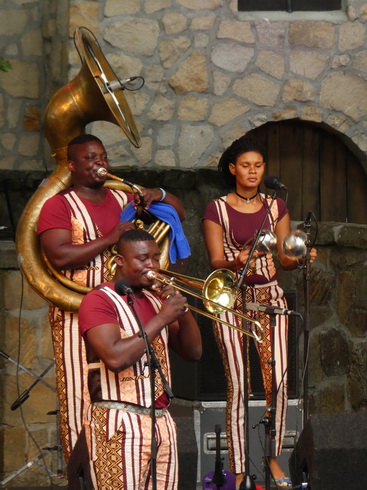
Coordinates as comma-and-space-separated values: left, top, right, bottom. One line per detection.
239, 474, 257, 490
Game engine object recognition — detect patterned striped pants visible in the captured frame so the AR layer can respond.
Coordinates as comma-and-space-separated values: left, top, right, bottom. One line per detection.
87, 405, 178, 489
213, 281, 289, 475
49, 307, 90, 462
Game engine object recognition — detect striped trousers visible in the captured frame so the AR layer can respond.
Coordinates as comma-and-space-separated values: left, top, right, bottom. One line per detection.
87, 405, 178, 489
49, 307, 90, 462
213, 281, 289, 475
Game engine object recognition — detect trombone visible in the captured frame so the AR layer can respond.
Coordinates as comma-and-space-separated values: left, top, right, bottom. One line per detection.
147, 269, 264, 342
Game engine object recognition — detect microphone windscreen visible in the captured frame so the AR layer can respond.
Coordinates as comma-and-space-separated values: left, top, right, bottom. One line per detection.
115, 279, 132, 296
264, 175, 280, 189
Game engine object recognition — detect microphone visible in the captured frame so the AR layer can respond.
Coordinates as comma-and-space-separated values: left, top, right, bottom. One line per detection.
11, 390, 30, 410
115, 280, 133, 296
106, 76, 144, 92
304, 210, 313, 226
246, 302, 298, 316
264, 175, 287, 190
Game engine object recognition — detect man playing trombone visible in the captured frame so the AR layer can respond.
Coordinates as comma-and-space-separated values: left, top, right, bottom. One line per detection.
78, 228, 202, 489
37, 133, 186, 467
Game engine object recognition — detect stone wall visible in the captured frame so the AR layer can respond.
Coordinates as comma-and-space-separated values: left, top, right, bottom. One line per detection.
2, 1, 367, 171
1, 0, 367, 486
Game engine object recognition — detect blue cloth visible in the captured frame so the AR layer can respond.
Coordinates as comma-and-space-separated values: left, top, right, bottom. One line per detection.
120, 202, 191, 264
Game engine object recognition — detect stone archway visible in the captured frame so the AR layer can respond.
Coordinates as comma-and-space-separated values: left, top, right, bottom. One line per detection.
247, 119, 367, 224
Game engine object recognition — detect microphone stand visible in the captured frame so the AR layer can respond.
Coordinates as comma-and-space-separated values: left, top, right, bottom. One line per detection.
0, 350, 56, 393
238, 190, 279, 490
125, 291, 174, 490
300, 218, 312, 427
11, 362, 55, 410
262, 313, 277, 490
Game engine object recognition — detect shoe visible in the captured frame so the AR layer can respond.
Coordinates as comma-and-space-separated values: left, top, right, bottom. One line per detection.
275, 476, 292, 488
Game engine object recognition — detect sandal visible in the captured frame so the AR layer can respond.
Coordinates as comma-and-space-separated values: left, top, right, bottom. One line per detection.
261, 459, 292, 488
275, 476, 292, 488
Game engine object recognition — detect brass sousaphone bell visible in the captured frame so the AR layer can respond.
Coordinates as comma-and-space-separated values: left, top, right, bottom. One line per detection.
15, 27, 170, 313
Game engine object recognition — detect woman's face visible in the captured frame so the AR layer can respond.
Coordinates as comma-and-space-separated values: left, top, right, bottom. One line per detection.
229, 151, 265, 190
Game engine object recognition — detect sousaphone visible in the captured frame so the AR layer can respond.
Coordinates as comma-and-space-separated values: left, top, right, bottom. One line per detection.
15, 27, 169, 313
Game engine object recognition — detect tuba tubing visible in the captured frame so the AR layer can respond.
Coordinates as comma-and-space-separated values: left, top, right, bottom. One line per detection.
96, 168, 144, 198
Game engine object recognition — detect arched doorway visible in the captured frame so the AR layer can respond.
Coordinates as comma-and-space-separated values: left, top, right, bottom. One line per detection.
247, 120, 367, 224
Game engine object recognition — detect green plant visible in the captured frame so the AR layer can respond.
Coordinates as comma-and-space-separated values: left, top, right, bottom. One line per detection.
0, 57, 12, 72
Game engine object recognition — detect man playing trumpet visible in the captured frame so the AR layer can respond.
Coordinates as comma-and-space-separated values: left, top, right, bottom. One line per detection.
37, 133, 186, 467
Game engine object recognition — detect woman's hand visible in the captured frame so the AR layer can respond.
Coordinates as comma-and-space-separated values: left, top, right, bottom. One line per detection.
297, 247, 318, 267
234, 246, 266, 270
309, 247, 317, 263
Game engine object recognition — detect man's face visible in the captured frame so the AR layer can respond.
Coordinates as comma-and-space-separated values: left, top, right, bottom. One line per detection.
68, 141, 109, 187
116, 240, 161, 290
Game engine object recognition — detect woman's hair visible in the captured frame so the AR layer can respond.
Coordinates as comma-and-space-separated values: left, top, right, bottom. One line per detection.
218, 136, 267, 188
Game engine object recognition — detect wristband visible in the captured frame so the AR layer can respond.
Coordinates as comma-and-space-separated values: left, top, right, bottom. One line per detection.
296, 259, 304, 269
158, 188, 166, 201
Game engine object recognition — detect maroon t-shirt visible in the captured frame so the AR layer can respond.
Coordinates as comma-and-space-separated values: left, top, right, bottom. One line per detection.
79, 283, 169, 408
203, 197, 288, 245
37, 188, 133, 236
79, 283, 158, 336
203, 196, 288, 284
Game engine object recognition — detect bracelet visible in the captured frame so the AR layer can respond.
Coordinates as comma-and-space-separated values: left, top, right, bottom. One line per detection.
158, 188, 166, 201
296, 259, 304, 269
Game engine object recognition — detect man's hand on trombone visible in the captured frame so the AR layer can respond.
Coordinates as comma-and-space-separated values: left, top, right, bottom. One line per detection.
151, 281, 189, 320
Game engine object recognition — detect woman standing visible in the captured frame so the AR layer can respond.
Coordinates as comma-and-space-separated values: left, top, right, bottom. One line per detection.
203, 136, 316, 489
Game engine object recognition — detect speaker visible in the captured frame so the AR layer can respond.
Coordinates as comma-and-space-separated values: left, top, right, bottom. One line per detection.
170, 291, 299, 401
193, 399, 302, 485
289, 413, 367, 490
174, 415, 198, 490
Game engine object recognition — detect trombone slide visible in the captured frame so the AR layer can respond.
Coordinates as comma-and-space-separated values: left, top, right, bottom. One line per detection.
148, 270, 264, 343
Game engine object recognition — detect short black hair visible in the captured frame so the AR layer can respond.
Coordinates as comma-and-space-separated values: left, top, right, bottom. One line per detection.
117, 229, 156, 252
67, 134, 103, 160
218, 136, 267, 188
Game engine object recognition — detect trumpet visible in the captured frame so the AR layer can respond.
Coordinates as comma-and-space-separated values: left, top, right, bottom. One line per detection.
147, 269, 264, 342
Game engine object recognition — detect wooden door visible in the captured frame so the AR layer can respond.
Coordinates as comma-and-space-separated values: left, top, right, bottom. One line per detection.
247, 120, 367, 224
